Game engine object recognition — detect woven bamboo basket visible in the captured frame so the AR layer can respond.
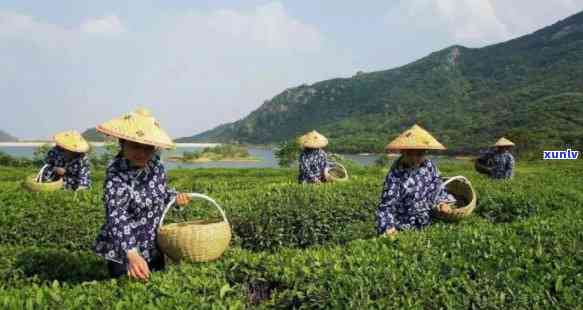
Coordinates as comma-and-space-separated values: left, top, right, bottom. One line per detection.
157, 193, 231, 263
324, 161, 349, 182
433, 176, 476, 221
23, 165, 63, 192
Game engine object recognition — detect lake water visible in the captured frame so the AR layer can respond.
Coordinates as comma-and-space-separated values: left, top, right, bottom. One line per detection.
0, 144, 381, 169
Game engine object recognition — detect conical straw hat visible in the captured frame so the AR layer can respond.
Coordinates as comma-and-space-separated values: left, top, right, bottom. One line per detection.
96, 107, 175, 149
300, 130, 328, 149
494, 137, 515, 147
386, 124, 446, 151
53, 130, 90, 153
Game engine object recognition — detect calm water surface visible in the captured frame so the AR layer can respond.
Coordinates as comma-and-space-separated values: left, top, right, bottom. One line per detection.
0, 145, 382, 169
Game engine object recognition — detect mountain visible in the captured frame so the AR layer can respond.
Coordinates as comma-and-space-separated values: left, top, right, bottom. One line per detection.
0, 130, 17, 142
180, 11, 583, 154
81, 128, 106, 142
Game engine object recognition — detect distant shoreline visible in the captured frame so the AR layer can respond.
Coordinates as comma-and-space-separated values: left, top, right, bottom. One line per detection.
0, 142, 221, 148
166, 156, 259, 163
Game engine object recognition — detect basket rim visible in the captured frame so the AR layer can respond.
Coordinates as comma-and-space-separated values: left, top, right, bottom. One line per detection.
325, 161, 349, 181
158, 193, 229, 231
434, 176, 476, 217
26, 174, 63, 185
159, 219, 229, 230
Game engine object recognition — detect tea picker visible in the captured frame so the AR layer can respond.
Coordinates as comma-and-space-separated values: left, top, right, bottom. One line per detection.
92, 107, 210, 281
474, 137, 516, 180
376, 124, 462, 236
24, 130, 91, 192
298, 130, 329, 184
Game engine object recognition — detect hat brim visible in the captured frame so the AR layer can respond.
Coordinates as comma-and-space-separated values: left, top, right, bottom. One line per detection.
55, 141, 90, 153
53, 134, 90, 153
495, 144, 515, 147
302, 141, 328, 148
385, 124, 446, 151
96, 125, 175, 149
386, 144, 446, 151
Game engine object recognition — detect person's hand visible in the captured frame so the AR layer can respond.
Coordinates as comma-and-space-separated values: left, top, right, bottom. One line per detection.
385, 227, 397, 236
176, 193, 191, 207
437, 202, 451, 213
54, 167, 66, 176
127, 250, 150, 281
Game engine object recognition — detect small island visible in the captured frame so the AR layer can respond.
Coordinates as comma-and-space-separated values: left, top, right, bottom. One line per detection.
166, 144, 258, 163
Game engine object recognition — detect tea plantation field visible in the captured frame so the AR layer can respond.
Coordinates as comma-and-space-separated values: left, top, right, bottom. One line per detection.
0, 160, 582, 309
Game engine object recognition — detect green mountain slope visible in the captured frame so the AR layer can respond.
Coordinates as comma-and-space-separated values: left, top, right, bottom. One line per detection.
81, 128, 105, 142
0, 130, 18, 142
180, 11, 583, 154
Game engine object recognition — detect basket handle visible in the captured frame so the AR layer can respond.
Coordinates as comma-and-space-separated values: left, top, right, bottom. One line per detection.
442, 175, 471, 187
36, 164, 49, 183
159, 193, 229, 229
326, 161, 346, 171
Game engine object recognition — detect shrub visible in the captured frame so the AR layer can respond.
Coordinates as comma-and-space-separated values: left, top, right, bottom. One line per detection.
0, 161, 582, 308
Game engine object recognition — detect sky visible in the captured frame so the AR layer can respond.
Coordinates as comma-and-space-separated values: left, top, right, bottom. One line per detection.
1, 0, 582, 140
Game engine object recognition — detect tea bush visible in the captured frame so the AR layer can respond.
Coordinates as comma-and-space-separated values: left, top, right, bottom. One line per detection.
0, 160, 581, 308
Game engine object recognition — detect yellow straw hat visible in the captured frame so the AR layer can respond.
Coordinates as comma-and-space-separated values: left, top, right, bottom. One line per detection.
386, 124, 446, 151
300, 130, 328, 149
494, 137, 515, 147
53, 130, 90, 153
96, 107, 175, 149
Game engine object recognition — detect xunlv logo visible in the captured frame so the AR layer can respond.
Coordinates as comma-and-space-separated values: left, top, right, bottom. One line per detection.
543, 149, 580, 160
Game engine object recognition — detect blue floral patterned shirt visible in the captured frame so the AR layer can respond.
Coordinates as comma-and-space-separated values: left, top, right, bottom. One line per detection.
479, 150, 515, 180
93, 154, 177, 264
298, 148, 328, 183
40, 147, 91, 190
376, 157, 455, 234
490, 151, 515, 179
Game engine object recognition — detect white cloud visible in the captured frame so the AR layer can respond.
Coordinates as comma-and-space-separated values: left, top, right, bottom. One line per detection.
436, 0, 510, 43
386, 0, 511, 47
490, 0, 583, 36
0, 11, 77, 49
125, 2, 347, 135
172, 2, 322, 51
80, 14, 126, 35
248, 2, 322, 50
0, 11, 33, 30
0, 3, 354, 138
386, 0, 583, 47
3, 0, 581, 139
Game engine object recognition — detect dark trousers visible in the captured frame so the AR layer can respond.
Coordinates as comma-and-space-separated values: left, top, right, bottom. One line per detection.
107, 254, 165, 278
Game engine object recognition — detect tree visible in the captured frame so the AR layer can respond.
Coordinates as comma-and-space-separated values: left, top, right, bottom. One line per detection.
274, 139, 301, 167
